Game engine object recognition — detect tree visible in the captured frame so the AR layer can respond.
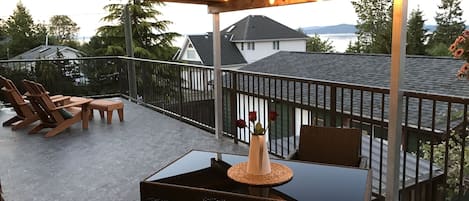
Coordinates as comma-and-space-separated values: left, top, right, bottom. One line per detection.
49, 15, 80, 45
306, 34, 334, 53
406, 8, 428, 55
0, 18, 8, 59
94, 1, 179, 60
0, 19, 6, 41
429, 0, 465, 52
5, 2, 48, 58
422, 130, 469, 199
350, 0, 393, 54
345, 41, 364, 53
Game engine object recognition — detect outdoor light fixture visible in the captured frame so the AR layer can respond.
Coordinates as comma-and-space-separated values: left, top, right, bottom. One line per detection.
269, 0, 275, 5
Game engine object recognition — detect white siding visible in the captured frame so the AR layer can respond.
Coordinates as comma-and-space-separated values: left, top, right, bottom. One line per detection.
236, 94, 269, 143
236, 40, 306, 63
181, 69, 213, 91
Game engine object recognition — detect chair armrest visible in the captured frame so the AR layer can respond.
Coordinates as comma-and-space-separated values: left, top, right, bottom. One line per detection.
359, 156, 368, 169
51, 96, 71, 103
54, 99, 92, 110
17, 102, 28, 106
285, 150, 299, 160
50, 95, 64, 100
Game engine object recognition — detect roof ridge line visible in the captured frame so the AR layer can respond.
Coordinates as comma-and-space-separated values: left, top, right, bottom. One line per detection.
242, 16, 250, 40
286, 51, 456, 60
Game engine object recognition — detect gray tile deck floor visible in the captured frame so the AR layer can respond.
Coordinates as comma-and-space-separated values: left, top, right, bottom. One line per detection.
0, 98, 248, 201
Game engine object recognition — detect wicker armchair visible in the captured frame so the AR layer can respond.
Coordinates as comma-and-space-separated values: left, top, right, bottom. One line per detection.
287, 125, 367, 168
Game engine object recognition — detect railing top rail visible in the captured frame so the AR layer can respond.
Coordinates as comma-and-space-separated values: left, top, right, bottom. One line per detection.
0, 56, 121, 63
117, 56, 214, 70
2, 56, 469, 103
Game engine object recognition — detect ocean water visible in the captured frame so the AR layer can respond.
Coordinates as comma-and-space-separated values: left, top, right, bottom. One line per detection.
314, 33, 358, 53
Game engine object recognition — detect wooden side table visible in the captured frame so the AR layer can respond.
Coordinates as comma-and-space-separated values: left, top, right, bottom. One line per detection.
89, 99, 124, 124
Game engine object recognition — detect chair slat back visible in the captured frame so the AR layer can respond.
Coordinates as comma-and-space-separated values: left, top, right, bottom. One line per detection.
298, 125, 361, 167
0, 76, 25, 104
1, 76, 27, 116
23, 80, 63, 123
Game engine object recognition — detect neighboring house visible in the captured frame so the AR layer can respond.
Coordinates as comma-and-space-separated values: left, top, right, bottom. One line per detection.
224, 15, 307, 63
176, 15, 308, 67
178, 33, 247, 68
7, 45, 85, 85
176, 15, 307, 91
10, 45, 83, 60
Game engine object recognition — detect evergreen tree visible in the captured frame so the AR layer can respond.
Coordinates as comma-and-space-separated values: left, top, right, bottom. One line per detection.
49, 15, 80, 45
0, 19, 6, 41
345, 41, 364, 53
306, 34, 334, 53
406, 8, 428, 55
429, 0, 465, 55
350, 0, 393, 54
94, 1, 179, 60
0, 19, 7, 59
5, 2, 47, 57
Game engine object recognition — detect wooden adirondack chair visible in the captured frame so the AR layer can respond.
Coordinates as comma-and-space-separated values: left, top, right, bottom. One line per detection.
22, 80, 92, 137
0, 75, 39, 130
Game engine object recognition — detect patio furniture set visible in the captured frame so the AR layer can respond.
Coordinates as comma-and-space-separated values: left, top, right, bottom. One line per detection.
0, 76, 124, 137
140, 125, 373, 201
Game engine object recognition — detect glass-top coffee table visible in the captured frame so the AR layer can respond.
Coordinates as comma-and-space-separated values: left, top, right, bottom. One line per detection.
140, 150, 372, 201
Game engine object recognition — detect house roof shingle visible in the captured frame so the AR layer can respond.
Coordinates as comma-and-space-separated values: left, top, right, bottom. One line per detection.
222, 15, 308, 41
241, 51, 467, 97
11, 45, 82, 60
189, 33, 247, 66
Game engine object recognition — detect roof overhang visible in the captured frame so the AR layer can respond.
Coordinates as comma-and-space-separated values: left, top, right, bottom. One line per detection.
156, 0, 322, 13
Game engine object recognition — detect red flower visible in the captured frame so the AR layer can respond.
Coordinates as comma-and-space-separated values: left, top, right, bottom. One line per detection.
453, 48, 465, 58
248, 111, 257, 122
449, 43, 457, 52
268, 111, 278, 121
463, 30, 469, 38
236, 119, 247, 128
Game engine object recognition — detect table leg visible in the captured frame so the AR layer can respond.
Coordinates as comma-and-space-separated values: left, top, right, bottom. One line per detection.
82, 103, 90, 129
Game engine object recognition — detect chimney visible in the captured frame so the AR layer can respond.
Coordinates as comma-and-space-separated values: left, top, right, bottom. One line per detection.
45, 34, 48, 47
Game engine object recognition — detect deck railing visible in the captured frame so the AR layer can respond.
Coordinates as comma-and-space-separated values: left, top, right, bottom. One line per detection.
1, 57, 468, 201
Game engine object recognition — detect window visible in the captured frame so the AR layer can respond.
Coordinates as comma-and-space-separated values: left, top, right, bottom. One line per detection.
273, 41, 280, 50
240, 42, 244, 50
187, 49, 196, 59
247, 42, 255, 50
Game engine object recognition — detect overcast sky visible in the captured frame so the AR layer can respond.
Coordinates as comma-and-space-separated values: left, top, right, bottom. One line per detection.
1, 0, 469, 42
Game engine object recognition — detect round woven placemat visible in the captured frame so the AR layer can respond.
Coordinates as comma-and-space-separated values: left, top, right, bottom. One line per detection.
227, 162, 293, 186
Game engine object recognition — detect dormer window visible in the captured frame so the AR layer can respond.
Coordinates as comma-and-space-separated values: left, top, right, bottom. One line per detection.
187, 49, 196, 59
